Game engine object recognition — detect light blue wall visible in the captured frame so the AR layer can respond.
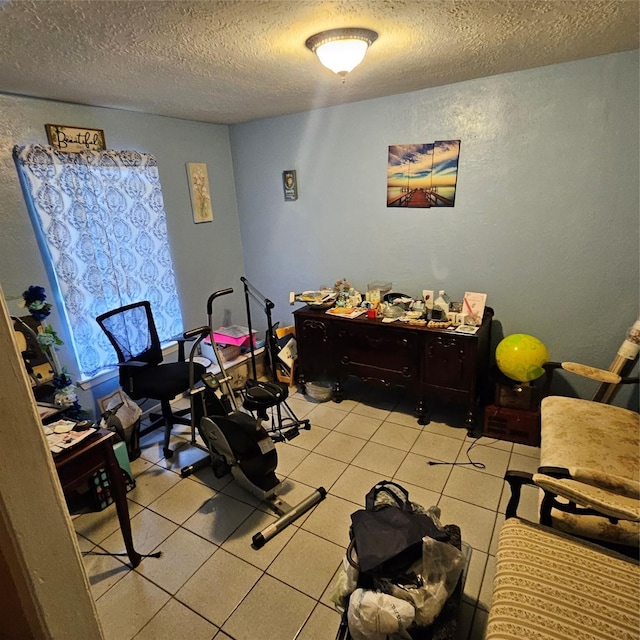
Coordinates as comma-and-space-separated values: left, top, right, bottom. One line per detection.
230, 52, 639, 406
1, 51, 638, 414
0, 95, 246, 413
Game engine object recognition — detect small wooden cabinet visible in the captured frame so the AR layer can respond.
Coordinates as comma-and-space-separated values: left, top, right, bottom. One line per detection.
294, 307, 493, 427
483, 404, 540, 446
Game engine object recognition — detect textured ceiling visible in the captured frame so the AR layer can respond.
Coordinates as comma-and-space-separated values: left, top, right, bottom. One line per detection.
0, 0, 638, 125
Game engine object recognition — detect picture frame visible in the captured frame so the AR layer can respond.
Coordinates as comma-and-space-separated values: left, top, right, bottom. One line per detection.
45, 124, 106, 152
387, 140, 461, 208
462, 292, 487, 326
283, 170, 298, 201
186, 163, 214, 223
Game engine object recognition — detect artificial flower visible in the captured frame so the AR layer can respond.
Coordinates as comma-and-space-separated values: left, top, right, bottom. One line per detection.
22, 285, 52, 320
36, 325, 63, 349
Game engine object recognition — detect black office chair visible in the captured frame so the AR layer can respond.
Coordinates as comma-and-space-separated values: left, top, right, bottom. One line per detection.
96, 301, 205, 458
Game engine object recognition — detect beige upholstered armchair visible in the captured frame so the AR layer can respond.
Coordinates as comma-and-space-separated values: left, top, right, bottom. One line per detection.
506, 353, 639, 551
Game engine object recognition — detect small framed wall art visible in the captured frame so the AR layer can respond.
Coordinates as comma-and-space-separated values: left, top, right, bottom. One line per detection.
186, 163, 214, 223
283, 170, 298, 201
45, 124, 106, 152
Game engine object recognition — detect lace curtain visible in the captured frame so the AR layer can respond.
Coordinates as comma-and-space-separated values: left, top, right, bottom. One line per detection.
13, 144, 183, 379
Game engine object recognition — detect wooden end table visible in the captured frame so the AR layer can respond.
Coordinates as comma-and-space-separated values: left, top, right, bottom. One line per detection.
53, 428, 141, 567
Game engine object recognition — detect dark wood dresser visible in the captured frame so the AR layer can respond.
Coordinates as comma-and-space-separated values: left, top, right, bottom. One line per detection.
293, 306, 494, 428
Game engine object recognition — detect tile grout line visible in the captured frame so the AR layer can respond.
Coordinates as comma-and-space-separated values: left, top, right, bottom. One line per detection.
84, 387, 539, 640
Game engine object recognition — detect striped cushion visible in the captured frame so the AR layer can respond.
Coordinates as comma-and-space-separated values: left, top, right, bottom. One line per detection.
486, 518, 640, 640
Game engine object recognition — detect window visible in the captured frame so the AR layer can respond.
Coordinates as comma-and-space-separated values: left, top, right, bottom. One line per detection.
13, 145, 183, 379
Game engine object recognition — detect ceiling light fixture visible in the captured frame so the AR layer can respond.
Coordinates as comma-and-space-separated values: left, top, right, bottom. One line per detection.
305, 28, 378, 81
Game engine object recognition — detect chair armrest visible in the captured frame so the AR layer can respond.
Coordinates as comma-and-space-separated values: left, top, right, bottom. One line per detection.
170, 326, 210, 362
541, 360, 631, 397
117, 360, 148, 367
182, 326, 210, 341
543, 360, 621, 385
539, 465, 640, 500
541, 362, 562, 396
569, 466, 640, 499
561, 362, 621, 384
504, 470, 535, 519
533, 471, 640, 522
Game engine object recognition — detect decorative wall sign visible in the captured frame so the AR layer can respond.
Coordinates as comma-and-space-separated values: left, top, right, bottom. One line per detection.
186, 163, 214, 223
283, 170, 298, 201
45, 124, 106, 152
387, 140, 460, 208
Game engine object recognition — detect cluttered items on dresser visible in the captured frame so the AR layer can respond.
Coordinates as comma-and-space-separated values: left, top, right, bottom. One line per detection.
292, 281, 493, 428
291, 280, 487, 331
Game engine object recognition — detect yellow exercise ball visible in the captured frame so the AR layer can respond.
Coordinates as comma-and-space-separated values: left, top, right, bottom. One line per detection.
496, 334, 549, 383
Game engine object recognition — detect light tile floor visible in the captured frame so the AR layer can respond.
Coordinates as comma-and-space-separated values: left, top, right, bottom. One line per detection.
73, 382, 541, 640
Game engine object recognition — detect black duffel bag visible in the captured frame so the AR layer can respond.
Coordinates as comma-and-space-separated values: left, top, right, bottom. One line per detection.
347, 481, 449, 580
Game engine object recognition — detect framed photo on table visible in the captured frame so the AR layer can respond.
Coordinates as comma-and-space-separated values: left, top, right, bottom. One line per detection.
463, 292, 487, 326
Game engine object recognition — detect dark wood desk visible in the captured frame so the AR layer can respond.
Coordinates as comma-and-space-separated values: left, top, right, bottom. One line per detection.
294, 307, 494, 428
54, 429, 141, 567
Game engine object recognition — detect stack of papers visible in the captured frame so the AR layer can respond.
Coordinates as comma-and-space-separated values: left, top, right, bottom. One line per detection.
44, 420, 96, 454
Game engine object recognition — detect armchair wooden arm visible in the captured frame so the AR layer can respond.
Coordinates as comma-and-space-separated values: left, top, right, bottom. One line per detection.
541, 360, 635, 395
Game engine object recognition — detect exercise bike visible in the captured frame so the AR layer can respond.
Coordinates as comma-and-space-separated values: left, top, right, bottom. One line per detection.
181, 287, 325, 547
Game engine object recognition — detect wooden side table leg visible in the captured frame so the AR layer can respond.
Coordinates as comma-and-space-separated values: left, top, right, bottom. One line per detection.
416, 398, 429, 425
103, 442, 142, 568
298, 371, 307, 395
465, 402, 478, 431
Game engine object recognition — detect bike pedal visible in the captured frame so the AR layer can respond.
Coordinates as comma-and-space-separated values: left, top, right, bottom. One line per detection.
283, 427, 300, 441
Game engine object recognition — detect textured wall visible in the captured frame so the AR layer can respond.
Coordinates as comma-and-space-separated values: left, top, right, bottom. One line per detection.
0, 96, 246, 412
231, 51, 639, 407
0, 52, 637, 413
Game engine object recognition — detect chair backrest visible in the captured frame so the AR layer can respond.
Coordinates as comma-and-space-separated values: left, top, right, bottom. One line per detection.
96, 301, 163, 368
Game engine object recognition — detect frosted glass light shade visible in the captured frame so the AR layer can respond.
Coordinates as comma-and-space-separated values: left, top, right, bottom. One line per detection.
306, 28, 378, 78
315, 39, 369, 75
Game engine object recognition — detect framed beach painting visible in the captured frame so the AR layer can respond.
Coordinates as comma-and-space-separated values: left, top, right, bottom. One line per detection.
387, 140, 460, 208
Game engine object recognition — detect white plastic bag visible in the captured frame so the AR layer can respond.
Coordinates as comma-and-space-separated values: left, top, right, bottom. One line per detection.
347, 589, 415, 640
381, 536, 464, 627
99, 389, 142, 458
330, 554, 359, 611
110, 390, 141, 429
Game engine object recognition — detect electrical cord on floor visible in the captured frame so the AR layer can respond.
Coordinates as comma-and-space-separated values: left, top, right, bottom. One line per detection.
427, 435, 500, 469
82, 550, 162, 560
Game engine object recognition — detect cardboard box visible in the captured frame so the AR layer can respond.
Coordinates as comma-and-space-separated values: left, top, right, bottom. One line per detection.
201, 337, 242, 364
